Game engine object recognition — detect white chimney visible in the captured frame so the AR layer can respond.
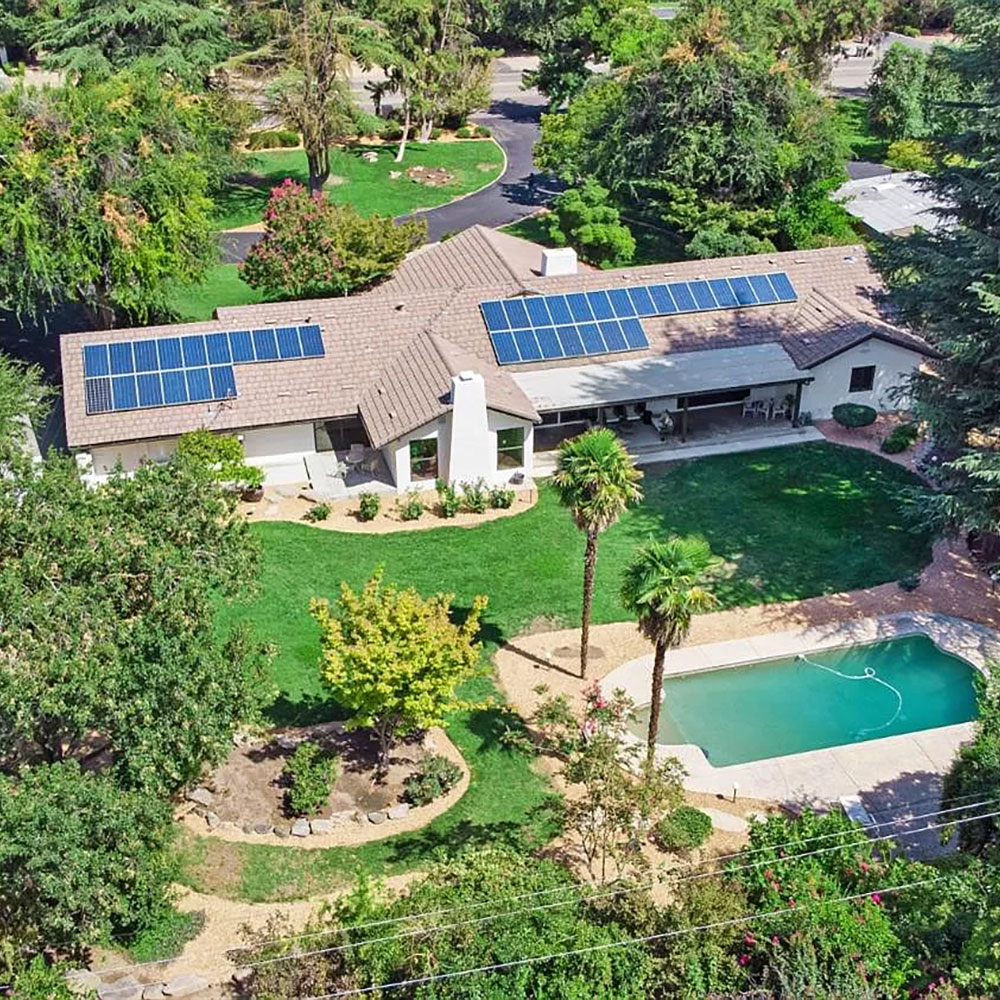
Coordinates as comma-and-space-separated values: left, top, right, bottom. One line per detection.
541, 247, 578, 276
449, 371, 492, 483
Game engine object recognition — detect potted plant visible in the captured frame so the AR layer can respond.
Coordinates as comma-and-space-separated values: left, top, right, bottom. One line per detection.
241, 465, 264, 502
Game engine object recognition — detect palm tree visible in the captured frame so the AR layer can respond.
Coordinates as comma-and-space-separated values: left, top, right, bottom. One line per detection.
552, 427, 643, 679
621, 536, 720, 764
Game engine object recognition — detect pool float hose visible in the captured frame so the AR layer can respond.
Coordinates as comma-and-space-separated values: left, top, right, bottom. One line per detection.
795, 653, 904, 736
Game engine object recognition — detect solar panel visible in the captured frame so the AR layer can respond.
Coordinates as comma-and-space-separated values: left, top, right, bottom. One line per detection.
82, 323, 326, 415
480, 271, 796, 365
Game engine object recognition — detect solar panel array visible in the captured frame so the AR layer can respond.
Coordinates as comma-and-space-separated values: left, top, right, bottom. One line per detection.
480, 271, 797, 366
83, 324, 325, 415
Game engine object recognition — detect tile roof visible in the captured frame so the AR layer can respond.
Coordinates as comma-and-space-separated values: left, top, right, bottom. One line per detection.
60, 236, 934, 450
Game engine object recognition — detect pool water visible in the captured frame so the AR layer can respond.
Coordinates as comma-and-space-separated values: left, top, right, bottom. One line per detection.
633, 634, 979, 766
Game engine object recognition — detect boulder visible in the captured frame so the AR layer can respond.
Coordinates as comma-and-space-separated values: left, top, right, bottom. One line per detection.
274, 825, 290, 838
241, 823, 255, 835
162, 974, 209, 998
367, 810, 387, 825
387, 804, 410, 820
291, 818, 311, 837
142, 985, 166, 1000
185, 787, 214, 808
361, 150, 378, 163
253, 822, 274, 835
205, 812, 220, 830
330, 809, 358, 825
309, 819, 334, 834
98, 977, 142, 1000
66, 970, 102, 994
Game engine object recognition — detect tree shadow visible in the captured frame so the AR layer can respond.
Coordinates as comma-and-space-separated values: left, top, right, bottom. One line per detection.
266, 691, 350, 728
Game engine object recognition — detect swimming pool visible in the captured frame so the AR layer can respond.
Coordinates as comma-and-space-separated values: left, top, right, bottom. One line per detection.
633, 633, 979, 767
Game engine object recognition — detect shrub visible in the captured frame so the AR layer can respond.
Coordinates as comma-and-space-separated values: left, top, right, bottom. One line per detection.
832, 403, 878, 428
435, 479, 461, 518
488, 486, 515, 509
547, 179, 636, 268
405, 754, 463, 806
886, 137, 936, 172
382, 121, 404, 141
397, 491, 425, 521
358, 492, 380, 521
898, 571, 922, 592
474, 125, 491, 138
429, 127, 442, 140
175, 428, 261, 490
461, 478, 488, 514
304, 502, 331, 522
881, 421, 920, 454
283, 741, 339, 817
455, 126, 474, 139
248, 129, 300, 150
653, 806, 713, 851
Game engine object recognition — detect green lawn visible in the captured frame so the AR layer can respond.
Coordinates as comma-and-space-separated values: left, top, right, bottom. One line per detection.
167, 264, 263, 322
833, 97, 889, 164
190, 444, 932, 901
501, 213, 685, 266
214, 140, 505, 231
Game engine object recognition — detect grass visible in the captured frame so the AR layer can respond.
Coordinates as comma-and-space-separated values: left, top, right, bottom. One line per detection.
214, 140, 505, 231
127, 908, 205, 962
501, 213, 685, 267
833, 97, 889, 164
188, 443, 932, 901
167, 264, 263, 322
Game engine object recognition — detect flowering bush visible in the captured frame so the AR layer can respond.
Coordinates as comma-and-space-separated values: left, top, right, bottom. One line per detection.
241, 180, 425, 300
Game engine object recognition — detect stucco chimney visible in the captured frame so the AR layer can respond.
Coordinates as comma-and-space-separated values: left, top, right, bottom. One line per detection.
449, 371, 492, 482
541, 247, 578, 276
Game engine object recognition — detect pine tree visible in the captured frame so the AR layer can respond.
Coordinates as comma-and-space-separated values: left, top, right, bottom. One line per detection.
872, 0, 1000, 535
40, 0, 231, 85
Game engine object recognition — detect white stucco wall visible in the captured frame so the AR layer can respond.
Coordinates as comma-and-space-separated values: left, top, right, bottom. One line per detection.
90, 437, 178, 476
382, 417, 448, 492
241, 423, 315, 464
800, 339, 923, 420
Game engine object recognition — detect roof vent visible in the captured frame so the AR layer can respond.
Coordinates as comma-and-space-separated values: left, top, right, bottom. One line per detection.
844, 254, 857, 263
395, 302, 406, 311
540, 247, 577, 277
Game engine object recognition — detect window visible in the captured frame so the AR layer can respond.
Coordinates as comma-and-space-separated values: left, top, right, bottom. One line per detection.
497, 427, 525, 469
409, 438, 438, 480
849, 365, 876, 393
676, 388, 750, 409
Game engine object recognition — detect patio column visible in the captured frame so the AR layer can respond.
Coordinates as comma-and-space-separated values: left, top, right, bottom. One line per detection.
681, 398, 689, 443
793, 382, 803, 423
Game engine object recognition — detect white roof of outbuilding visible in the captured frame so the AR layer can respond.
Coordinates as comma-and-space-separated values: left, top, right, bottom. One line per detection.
834, 171, 956, 235
510, 342, 804, 412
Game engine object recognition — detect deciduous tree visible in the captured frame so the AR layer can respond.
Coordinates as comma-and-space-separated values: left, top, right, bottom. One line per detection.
0, 72, 247, 327
546, 179, 636, 268
552, 428, 642, 680
241, 180, 425, 300
311, 568, 486, 772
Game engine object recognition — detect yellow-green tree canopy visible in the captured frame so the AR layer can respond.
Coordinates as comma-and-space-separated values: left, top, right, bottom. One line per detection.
311, 568, 487, 768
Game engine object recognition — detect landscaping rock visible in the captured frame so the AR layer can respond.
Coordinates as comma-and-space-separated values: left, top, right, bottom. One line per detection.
367, 810, 387, 825
242, 823, 255, 835
98, 977, 142, 1000
274, 734, 298, 751
162, 974, 208, 998
389, 170, 402, 179
205, 811, 220, 829
66, 970, 102, 994
361, 150, 379, 163
186, 787, 214, 808
330, 809, 358, 824
232, 968, 254, 990
291, 818, 311, 837
254, 822, 274, 835
142, 985, 166, 1000
310, 818, 334, 834
388, 804, 410, 820
274, 825, 290, 838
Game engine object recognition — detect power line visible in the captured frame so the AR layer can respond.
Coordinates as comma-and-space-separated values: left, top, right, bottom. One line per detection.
242, 804, 1000, 971
297, 876, 946, 999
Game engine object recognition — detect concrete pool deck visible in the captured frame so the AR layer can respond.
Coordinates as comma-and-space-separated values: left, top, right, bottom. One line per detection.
600, 612, 999, 807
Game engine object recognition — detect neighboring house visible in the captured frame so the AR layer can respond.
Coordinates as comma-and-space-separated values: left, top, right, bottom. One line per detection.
59, 227, 936, 494
835, 171, 957, 237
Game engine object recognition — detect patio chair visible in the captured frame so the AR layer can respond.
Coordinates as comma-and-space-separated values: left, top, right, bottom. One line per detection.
346, 442, 365, 466
741, 399, 756, 418
771, 399, 791, 421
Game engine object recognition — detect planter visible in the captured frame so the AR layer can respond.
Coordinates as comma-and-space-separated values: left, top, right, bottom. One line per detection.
242, 486, 265, 503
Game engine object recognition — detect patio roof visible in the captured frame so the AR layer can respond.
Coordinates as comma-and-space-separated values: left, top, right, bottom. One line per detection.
510, 343, 805, 412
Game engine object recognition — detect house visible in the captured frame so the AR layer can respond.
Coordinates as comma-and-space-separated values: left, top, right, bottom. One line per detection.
835, 171, 957, 237
59, 227, 936, 494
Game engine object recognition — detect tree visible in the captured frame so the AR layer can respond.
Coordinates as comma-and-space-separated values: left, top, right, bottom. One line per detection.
176, 428, 262, 490
0, 351, 51, 469
620, 536, 720, 764
0, 72, 247, 327
0, 452, 274, 797
535, 9, 846, 251
870, 43, 930, 139
551, 428, 643, 680
311, 568, 487, 772
546, 179, 636, 268
38, 0, 231, 85
0, 0, 47, 54
870, 0, 1000, 535
241, 180, 426, 300
0, 762, 175, 958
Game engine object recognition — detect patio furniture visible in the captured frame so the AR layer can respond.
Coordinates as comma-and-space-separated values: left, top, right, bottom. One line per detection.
771, 399, 791, 420
741, 399, 756, 418
746, 399, 767, 419
656, 413, 675, 439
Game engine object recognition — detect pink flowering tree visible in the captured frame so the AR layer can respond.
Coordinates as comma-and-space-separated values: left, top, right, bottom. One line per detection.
240, 179, 425, 300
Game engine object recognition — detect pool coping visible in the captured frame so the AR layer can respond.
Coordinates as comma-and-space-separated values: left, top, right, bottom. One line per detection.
600, 612, 999, 806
